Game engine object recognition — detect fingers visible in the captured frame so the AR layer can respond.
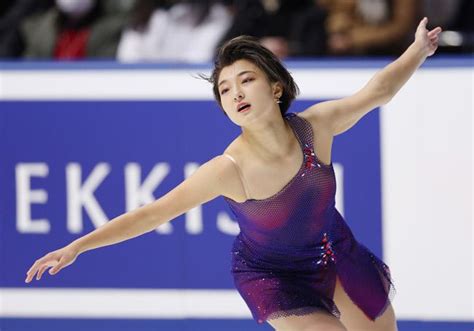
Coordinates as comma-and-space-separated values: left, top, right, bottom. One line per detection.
25, 259, 42, 283
26, 260, 40, 276
49, 256, 65, 275
36, 263, 52, 281
25, 255, 59, 283
418, 16, 442, 38
428, 27, 442, 38
418, 17, 428, 30
428, 28, 441, 49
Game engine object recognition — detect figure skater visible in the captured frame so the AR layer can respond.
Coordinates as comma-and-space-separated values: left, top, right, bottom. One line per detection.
25, 17, 441, 331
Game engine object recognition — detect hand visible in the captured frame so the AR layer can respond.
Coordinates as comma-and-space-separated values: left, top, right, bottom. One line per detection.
414, 17, 442, 57
25, 244, 80, 283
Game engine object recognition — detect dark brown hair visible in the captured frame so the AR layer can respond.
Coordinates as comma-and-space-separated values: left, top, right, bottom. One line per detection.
204, 35, 299, 117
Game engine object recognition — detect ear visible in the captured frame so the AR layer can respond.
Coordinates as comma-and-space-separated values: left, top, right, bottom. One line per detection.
272, 81, 283, 99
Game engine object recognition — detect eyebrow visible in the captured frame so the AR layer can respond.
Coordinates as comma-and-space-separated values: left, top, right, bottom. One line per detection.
218, 70, 256, 87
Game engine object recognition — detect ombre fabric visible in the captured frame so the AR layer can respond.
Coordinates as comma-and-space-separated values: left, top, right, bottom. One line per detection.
223, 112, 395, 324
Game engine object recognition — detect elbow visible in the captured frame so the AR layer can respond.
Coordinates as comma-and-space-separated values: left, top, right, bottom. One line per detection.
374, 77, 394, 105
132, 205, 160, 233
380, 92, 394, 105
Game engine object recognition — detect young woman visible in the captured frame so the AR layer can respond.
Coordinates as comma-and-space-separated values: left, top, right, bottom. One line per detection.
25, 17, 441, 331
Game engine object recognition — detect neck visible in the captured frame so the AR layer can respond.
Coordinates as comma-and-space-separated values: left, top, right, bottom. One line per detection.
241, 112, 296, 160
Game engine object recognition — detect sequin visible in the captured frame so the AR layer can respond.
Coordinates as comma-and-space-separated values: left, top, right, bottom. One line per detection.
224, 112, 395, 325
300, 143, 319, 177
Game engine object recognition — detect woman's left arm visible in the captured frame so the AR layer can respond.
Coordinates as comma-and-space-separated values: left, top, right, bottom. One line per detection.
305, 17, 442, 136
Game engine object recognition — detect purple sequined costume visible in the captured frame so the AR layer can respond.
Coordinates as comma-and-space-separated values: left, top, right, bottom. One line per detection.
223, 112, 395, 324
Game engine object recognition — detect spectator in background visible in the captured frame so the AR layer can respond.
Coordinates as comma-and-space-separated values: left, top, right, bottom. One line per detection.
318, 0, 418, 55
217, 0, 327, 59
116, 0, 232, 63
0, 0, 53, 58
20, 0, 133, 59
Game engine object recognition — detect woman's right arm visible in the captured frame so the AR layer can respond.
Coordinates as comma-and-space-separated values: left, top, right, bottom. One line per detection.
25, 154, 237, 283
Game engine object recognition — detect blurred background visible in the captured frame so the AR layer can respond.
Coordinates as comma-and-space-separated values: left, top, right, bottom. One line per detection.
0, 0, 472, 331
0, 0, 472, 60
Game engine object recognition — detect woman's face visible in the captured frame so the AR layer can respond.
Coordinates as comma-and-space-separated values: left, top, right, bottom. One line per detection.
217, 59, 282, 126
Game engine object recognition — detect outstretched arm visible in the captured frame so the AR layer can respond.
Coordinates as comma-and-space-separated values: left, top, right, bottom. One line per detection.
304, 17, 442, 136
67, 156, 232, 253
25, 154, 236, 282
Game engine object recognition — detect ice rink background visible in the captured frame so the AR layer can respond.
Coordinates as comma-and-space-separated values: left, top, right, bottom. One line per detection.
0, 58, 472, 330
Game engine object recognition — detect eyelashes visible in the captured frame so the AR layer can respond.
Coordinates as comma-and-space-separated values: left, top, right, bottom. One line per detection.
220, 77, 254, 95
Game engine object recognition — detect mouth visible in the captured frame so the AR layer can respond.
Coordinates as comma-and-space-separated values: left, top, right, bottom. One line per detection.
237, 103, 251, 113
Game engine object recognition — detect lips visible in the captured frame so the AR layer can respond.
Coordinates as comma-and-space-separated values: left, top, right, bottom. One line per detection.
237, 102, 251, 112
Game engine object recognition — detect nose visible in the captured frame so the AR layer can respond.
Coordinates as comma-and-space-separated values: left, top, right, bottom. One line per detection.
233, 89, 244, 102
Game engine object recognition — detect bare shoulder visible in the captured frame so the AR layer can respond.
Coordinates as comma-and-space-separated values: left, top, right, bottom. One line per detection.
222, 135, 247, 164
221, 137, 252, 202
158, 151, 243, 208
199, 152, 241, 197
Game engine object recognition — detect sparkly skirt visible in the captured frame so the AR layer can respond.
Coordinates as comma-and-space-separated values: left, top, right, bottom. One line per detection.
230, 214, 395, 324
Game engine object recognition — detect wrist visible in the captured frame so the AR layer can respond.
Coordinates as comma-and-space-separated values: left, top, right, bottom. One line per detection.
410, 40, 430, 59
67, 240, 86, 255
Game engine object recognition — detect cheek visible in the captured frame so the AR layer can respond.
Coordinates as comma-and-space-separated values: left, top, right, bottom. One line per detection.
220, 96, 233, 112
250, 82, 272, 98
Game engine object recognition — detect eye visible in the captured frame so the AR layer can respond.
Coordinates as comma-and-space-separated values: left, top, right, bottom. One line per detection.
220, 88, 229, 95
242, 77, 254, 83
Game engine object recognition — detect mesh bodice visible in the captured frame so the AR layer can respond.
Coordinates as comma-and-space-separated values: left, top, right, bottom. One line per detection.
222, 112, 395, 324
224, 112, 336, 249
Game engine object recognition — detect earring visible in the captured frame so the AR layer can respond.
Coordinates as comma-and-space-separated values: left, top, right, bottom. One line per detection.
276, 97, 282, 104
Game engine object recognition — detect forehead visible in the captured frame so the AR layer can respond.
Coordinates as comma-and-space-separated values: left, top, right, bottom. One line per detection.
218, 59, 262, 84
